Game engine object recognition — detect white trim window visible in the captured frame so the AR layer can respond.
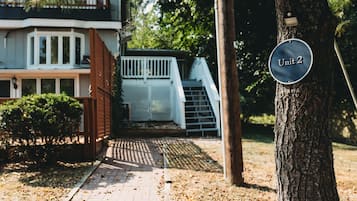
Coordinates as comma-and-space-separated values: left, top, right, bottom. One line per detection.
27, 31, 85, 69
0, 79, 11, 98
20, 78, 78, 97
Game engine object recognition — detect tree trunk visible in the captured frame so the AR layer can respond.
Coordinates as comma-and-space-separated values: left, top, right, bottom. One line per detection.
274, 1, 339, 201
216, 0, 244, 185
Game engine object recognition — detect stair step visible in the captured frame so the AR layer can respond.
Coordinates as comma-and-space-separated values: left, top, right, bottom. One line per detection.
184, 91, 206, 94
182, 80, 202, 87
185, 115, 215, 119
186, 114, 216, 119
186, 122, 216, 126
186, 115, 213, 119
186, 128, 218, 132
185, 106, 210, 109
185, 105, 210, 109
185, 100, 209, 103
185, 112, 215, 118
185, 103, 210, 107
184, 89, 205, 93
185, 105, 210, 108
186, 124, 217, 130
186, 95, 207, 100
185, 110, 212, 114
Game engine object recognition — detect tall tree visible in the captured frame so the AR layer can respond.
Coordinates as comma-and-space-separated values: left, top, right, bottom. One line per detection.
329, 0, 357, 144
274, 0, 339, 200
127, 1, 171, 49
235, 0, 276, 120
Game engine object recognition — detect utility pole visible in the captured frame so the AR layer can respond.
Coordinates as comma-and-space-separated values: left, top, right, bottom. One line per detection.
215, 0, 244, 185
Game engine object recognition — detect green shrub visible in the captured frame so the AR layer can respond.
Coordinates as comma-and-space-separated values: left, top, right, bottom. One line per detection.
0, 93, 83, 163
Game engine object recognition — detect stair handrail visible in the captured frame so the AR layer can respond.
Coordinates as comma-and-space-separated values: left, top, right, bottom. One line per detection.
171, 57, 186, 129
189, 58, 220, 133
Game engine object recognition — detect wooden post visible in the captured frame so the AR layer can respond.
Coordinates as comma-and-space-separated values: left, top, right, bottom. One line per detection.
216, 0, 244, 185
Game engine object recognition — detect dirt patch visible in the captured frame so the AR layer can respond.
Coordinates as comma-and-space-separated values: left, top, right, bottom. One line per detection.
0, 161, 93, 201
165, 138, 357, 201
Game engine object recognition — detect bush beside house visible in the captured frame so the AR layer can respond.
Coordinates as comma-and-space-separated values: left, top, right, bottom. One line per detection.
0, 94, 83, 164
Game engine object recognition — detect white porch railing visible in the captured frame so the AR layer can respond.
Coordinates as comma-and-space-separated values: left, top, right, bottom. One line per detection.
120, 56, 186, 129
190, 58, 220, 134
121, 56, 171, 79
171, 58, 186, 129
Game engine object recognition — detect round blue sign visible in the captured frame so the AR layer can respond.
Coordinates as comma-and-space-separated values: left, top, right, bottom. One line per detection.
268, 38, 313, 85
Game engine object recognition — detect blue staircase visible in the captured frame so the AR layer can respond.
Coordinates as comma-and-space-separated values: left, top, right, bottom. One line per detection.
182, 80, 218, 136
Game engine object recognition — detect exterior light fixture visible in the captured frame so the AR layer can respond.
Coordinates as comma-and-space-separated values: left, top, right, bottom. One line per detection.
12, 76, 18, 89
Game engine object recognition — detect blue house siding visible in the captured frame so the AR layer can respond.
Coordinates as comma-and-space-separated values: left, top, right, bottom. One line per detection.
0, 30, 27, 69
97, 30, 119, 56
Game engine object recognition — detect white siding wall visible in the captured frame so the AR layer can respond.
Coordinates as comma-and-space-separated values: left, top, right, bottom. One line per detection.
79, 74, 90, 97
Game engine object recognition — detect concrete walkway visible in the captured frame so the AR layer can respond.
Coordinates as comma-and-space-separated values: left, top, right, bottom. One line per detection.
70, 138, 164, 201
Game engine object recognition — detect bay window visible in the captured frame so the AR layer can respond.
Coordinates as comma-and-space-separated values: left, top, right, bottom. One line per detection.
27, 31, 85, 68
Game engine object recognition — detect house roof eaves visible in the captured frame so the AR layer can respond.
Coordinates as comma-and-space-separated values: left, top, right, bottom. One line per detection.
0, 68, 90, 75
0, 18, 122, 30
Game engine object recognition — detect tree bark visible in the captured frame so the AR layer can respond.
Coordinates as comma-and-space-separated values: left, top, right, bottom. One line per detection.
274, 0, 339, 201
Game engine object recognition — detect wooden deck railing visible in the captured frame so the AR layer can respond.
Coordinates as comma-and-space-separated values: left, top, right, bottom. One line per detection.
0, 0, 110, 9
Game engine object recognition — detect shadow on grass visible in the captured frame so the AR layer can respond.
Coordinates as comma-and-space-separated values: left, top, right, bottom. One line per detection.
242, 182, 276, 193
14, 161, 92, 188
242, 123, 275, 144
155, 138, 223, 173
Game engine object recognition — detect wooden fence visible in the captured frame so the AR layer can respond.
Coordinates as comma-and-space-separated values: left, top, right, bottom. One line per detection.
89, 28, 114, 157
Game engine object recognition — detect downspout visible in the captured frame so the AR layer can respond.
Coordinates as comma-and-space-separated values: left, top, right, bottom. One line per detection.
4, 31, 10, 49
